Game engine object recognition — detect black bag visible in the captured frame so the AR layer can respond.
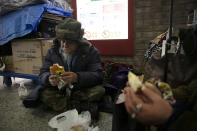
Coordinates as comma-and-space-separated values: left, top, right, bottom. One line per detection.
179, 28, 197, 57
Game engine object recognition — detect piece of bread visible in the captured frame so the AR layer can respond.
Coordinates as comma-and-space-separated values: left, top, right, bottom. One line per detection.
128, 72, 143, 92
50, 64, 64, 75
70, 125, 85, 131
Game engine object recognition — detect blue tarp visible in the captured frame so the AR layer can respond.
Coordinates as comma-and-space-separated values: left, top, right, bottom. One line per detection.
0, 4, 72, 46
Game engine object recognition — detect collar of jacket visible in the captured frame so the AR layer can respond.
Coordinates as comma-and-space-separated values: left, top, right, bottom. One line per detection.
55, 38, 92, 56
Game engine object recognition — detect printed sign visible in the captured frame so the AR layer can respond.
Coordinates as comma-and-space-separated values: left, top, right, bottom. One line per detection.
77, 0, 128, 40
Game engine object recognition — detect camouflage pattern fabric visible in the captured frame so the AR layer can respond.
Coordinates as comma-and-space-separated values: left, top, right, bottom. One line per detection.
166, 78, 197, 131
40, 87, 68, 111
71, 85, 105, 102
40, 85, 105, 112
70, 85, 105, 122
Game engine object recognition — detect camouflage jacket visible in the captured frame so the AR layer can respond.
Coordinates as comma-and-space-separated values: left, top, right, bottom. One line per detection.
165, 78, 197, 131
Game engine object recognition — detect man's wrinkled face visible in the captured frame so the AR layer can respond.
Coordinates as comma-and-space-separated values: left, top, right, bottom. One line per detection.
60, 40, 78, 54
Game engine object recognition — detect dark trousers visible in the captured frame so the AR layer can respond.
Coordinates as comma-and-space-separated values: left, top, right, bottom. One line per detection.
112, 103, 149, 131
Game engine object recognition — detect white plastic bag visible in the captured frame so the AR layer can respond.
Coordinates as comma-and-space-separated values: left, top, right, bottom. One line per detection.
48, 109, 98, 131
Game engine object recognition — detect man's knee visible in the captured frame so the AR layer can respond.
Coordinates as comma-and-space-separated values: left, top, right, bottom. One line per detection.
89, 85, 105, 100
74, 85, 105, 102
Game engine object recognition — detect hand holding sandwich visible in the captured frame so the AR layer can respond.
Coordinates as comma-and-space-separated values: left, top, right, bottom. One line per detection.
61, 72, 78, 83
124, 82, 173, 125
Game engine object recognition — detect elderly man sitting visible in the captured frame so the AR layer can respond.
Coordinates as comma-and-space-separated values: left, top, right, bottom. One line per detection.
23, 17, 105, 121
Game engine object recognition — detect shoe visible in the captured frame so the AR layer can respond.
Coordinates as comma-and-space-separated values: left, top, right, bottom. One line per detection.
68, 100, 81, 111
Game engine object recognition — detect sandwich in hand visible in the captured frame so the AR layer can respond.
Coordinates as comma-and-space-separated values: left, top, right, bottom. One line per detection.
128, 72, 143, 92
50, 64, 65, 76
50, 64, 67, 90
116, 72, 143, 104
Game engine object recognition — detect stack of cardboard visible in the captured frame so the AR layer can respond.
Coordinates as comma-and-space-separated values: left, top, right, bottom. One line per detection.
11, 39, 53, 75
0, 2, 72, 81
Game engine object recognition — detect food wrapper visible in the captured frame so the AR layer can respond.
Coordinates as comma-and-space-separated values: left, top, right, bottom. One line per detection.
146, 78, 176, 105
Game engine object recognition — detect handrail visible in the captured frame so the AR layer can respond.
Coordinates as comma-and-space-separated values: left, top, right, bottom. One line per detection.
0, 72, 40, 86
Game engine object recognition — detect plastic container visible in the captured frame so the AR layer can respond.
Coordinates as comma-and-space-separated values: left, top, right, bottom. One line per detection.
18, 82, 28, 100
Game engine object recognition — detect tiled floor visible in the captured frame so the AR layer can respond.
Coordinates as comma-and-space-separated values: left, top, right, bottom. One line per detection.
0, 76, 112, 131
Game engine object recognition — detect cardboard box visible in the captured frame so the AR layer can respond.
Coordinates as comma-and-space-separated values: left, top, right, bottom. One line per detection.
3, 56, 14, 72
12, 39, 53, 75
41, 39, 53, 57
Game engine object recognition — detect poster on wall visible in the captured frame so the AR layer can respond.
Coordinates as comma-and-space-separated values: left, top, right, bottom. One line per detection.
77, 0, 128, 40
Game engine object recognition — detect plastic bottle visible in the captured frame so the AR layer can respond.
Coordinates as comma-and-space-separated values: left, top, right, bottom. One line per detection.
18, 82, 28, 100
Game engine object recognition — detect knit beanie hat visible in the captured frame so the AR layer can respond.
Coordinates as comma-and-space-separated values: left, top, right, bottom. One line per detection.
56, 17, 84, 41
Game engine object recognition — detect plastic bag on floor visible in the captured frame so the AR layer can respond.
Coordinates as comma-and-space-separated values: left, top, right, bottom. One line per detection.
48, 109, 99, 131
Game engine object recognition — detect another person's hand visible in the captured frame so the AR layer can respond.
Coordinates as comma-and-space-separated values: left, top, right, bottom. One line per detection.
49, 74, 59, 86
124, 82, 173, 125
61, 72, 78, 83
